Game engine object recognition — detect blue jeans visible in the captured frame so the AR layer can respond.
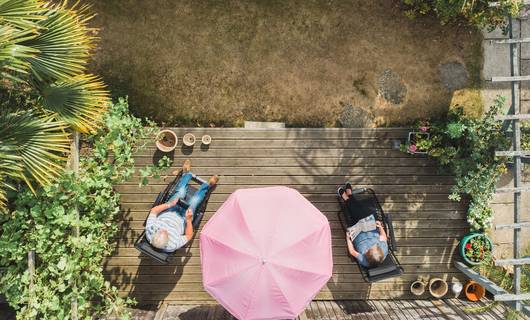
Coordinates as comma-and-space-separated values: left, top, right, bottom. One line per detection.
168, 172, 209, 215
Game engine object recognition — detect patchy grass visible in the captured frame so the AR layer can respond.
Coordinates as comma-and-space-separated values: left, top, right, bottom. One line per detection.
87, 0, 483, 127
450, 88, 484, 118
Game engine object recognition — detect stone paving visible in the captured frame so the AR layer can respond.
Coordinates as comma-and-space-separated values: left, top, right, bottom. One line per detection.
481, 17, 530, 259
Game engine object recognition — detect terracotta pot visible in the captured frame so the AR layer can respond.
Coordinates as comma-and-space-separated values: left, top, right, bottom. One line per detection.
428, 278, 448, 299
155, 130, 177, 152
463, 280, 485, 302
183, 133, 196, 146
410, 280, 426, 296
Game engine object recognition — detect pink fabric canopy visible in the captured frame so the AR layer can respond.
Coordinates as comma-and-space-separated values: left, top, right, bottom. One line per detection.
200, 186, 333, 320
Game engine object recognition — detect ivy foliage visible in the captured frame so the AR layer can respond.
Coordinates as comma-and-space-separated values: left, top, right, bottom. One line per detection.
0, 97, 171, 319
402, 0, 522, 31
404, 97, 510, 231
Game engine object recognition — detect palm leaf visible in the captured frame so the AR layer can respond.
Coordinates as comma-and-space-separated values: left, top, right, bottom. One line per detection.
0, 146, 23, 212
39, 74, 110, 133
0, 111, 71, 196
0, 0, 45, 30
22, 1, 95, 82
0, 25, 39, 82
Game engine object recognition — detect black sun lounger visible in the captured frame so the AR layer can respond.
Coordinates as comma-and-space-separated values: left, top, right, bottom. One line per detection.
337, 187, 404, 282
134, 171, 215, 264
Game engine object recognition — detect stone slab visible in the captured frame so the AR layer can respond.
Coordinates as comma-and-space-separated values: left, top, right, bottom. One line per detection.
244, 121, 285, 129
522, 19, 530, 59
483, 40, 512, 80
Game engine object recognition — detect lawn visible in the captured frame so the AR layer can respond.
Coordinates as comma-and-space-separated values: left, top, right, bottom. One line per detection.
87, 0, 483, 127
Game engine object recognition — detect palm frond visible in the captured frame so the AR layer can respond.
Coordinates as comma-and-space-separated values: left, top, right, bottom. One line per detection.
0, 146, 24, 212
0, 111, 71, 193
0, 25, 39, 82
39, 74, 110, 133
22, 1, 96, 82
0, 0, 46, 30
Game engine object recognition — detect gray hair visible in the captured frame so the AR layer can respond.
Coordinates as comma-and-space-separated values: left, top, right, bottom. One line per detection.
365, 245, 384, 267
152, 229, 169, 249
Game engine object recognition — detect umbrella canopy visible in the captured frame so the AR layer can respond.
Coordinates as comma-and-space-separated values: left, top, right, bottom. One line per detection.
200, 186, 333, 320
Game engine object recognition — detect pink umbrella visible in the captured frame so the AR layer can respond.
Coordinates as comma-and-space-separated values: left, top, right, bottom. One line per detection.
200, 186, 333, 320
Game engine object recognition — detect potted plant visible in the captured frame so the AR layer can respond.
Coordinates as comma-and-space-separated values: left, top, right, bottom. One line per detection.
156, 129, 178, 152
458, 233, 493, 266
401, 123, 430, 155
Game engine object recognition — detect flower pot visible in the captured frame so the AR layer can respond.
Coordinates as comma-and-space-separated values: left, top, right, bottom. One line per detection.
458, 233, 493, 266
183, 133, 196, 146
155, 130, 178, 152
428, 278, 448, 299
410, 280, 426, 296
407, 132, 430, 154
463, 280, 485, 302
201, 134, 212, 145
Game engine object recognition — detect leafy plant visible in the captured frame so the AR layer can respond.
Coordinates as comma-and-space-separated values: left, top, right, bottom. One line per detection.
139, 156, 173, 187
0, 98, 160, 319
402, 96, 510, 231
400, 125, 430, 154
464, 235, 492, 263
402, 0, 522, 31
0, 0, 110, 211
0, 111, 70, 211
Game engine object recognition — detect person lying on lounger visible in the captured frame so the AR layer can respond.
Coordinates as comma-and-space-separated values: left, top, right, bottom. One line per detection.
146, 159, 219, 252
338, 183, 388, 268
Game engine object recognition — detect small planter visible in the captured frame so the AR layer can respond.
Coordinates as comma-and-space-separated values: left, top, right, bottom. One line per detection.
458, 233, 493, 266
201, 134, 212, 145
410, 280, 426, 296
463, 280, 485, 302
183, 133, 196, 146
406, 132, 430, 154
428, 278, 448, 299
156, 130, 178, 152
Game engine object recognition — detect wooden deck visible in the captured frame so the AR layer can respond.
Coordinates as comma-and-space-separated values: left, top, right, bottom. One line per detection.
105, 128, 470, 304
155, 299, 510, 320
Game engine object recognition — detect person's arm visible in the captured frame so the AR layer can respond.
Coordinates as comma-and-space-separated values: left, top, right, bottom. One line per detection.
184, 208, 193, 241
346, 233, 360, 258
376, 220, 387, 242
149, 198, 179, 216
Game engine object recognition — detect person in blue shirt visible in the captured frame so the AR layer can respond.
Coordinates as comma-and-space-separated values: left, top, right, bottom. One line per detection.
146, 159, 218, 252
338, 183, 388, 268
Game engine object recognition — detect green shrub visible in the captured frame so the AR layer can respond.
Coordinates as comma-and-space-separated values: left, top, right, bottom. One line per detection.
0, 98, 170, 319
402, 96, 510, 231
402, 0, 522, 31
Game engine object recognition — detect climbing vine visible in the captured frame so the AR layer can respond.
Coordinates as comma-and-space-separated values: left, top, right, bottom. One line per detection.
0, 98, 171, 319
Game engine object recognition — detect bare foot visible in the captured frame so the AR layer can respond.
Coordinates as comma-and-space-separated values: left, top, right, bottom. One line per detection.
345, 183, 352, 195
182, 159, 191, 172
208, 175, 219, 186
341, 193, 349, 201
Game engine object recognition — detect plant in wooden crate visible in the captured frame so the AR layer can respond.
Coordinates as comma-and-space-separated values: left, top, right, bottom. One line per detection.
400, 122, 431, 154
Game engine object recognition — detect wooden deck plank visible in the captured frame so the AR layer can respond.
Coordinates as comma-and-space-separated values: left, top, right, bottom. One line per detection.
107, 128, 469, 304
